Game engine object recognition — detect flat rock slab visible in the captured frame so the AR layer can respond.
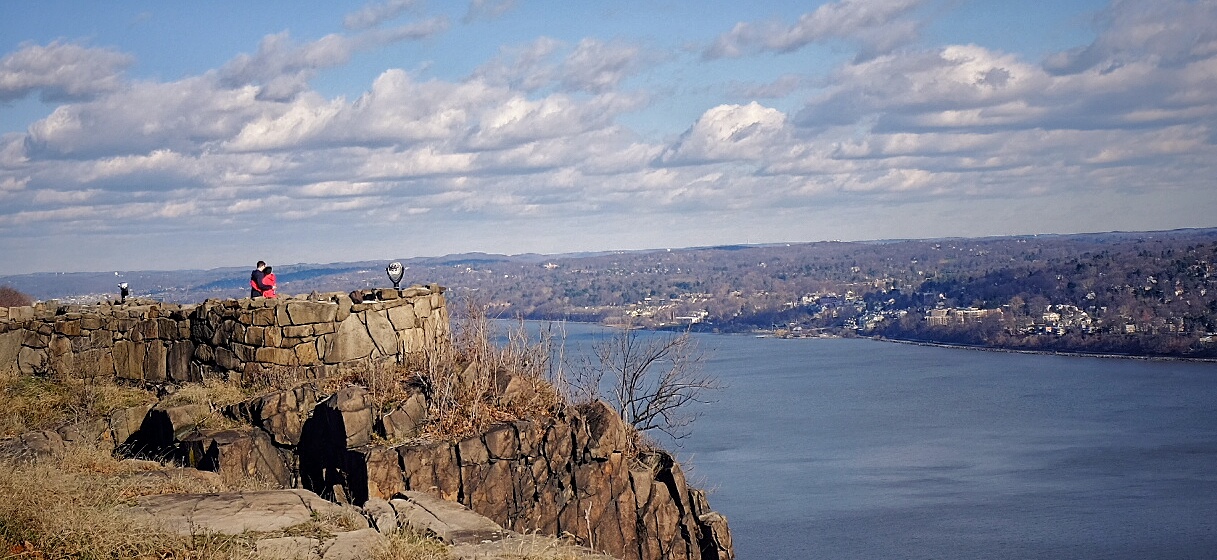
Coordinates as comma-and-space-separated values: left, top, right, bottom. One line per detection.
391, 491, 511, 545
128, 489, 366, 535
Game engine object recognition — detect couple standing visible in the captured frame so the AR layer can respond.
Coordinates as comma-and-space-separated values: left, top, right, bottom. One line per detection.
250, 260, 278, 298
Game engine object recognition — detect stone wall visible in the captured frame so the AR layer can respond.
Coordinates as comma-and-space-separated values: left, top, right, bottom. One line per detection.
0, 286, 448, 382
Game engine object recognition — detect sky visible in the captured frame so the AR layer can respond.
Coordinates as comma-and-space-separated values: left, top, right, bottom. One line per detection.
1, 0, 1215, 275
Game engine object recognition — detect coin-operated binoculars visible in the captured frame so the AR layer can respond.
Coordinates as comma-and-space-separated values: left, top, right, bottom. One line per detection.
386, 261, 404, 289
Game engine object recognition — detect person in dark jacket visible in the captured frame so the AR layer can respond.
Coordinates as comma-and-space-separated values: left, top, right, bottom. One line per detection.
250, 260, 270, 297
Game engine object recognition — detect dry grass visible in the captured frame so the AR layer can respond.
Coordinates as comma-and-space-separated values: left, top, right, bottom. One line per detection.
0, 367, 152, 438
408, 302, 569, 443
0, 444, 250, 559
374, 530, 456, 560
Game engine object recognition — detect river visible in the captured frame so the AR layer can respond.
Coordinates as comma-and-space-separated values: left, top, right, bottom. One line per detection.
547, 323, 1217, 559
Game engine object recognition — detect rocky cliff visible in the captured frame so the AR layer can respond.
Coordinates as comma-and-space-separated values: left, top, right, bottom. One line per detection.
0, 288, 733, 560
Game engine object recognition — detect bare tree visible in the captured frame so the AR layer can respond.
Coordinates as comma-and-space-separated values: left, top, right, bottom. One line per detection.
576, 323, 720, 440
0, 286, 32, 307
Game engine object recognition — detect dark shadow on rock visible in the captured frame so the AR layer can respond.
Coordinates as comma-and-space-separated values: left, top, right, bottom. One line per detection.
298, 402, 346, 500
117, 408, 174, 460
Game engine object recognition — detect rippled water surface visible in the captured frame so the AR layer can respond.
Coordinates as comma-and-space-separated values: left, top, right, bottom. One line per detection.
552, 324, 1217, 559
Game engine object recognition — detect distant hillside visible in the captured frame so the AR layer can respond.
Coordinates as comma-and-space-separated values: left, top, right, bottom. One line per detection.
4, 228, 1217, 357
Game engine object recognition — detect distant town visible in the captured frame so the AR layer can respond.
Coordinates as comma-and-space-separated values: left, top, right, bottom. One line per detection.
4, 228, 1217, 359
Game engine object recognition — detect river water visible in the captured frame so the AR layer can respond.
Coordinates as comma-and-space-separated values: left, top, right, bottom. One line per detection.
548, 323, 1217, 559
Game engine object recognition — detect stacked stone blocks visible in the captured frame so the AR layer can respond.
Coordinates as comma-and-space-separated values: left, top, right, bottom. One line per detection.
0, 286, 448, 382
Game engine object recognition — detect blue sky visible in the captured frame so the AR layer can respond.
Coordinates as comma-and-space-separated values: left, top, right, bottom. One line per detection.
1, 0, 1214, 275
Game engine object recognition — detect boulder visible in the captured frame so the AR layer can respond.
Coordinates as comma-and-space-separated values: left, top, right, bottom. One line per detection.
378, 393, 427, 442
180, 427, 291, 487
391, 491, 511, 545
0, 430, 65, 463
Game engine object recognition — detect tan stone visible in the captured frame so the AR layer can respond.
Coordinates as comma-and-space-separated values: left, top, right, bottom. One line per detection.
364, 311, 397, 356
387, 305, 416, 331
414, 297, 432, 318
283, 325, 312, 338
143, 340, 167, 382
256, 346, 297, 367
286, 301, 338, 325
294, 342, 319, 365
321, 314, 376, 364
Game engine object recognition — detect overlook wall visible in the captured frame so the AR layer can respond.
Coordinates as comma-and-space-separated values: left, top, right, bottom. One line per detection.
0, 286, 448, 381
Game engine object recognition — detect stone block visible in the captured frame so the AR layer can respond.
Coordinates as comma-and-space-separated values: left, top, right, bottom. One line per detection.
378, 393, 427, 442
264, 326, 283, 347
114, 339, 144, 380
458, 435, 489, 466
387, 305, 416, 331
321, 315, 376, 364
295, 342, 319, 365
287, 301, 339, 325
54, 319, 81, 336
0, 330, 20, 374
399, 442, 461, 501
215, 347, 241, 371
77, 347, 114, 379
365, 311, 398, 356
283, 325, 312, 338
580, 401, 627, 460
256, 346, 297, 367
167, 340, 195, 382
79, 315, 102, 330
349, 445, 405, 503
322, 386, 374, 448
157, 318, 178, 340
110, 404, 155, 447
181, 428, 291, 487
414, 297, 432, 318
252, 307, 276, 326
245, 325, 265, 345
143, 339, 167, 382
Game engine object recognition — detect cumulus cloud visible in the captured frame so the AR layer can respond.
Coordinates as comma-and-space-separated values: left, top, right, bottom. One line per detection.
704, 0, 925, 60
0, 41, 133, 102
658, 102, 792, 166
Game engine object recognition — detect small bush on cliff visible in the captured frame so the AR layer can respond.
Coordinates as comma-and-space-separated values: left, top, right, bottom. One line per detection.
409, 300, 566, 442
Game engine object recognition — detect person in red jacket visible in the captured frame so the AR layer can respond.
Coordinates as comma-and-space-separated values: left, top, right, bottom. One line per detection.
250, 260, 270, 297
262, 266, 277, 298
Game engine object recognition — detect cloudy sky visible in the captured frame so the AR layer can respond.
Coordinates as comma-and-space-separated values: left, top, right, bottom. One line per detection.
2, 0, 1215, 275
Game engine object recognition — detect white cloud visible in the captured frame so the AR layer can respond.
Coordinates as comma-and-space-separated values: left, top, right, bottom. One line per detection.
558, 39, 647, 93
658, 102, 791, 165
0, 41, 133, 101
344, 0, 418, 30
704, 0, 925, 60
